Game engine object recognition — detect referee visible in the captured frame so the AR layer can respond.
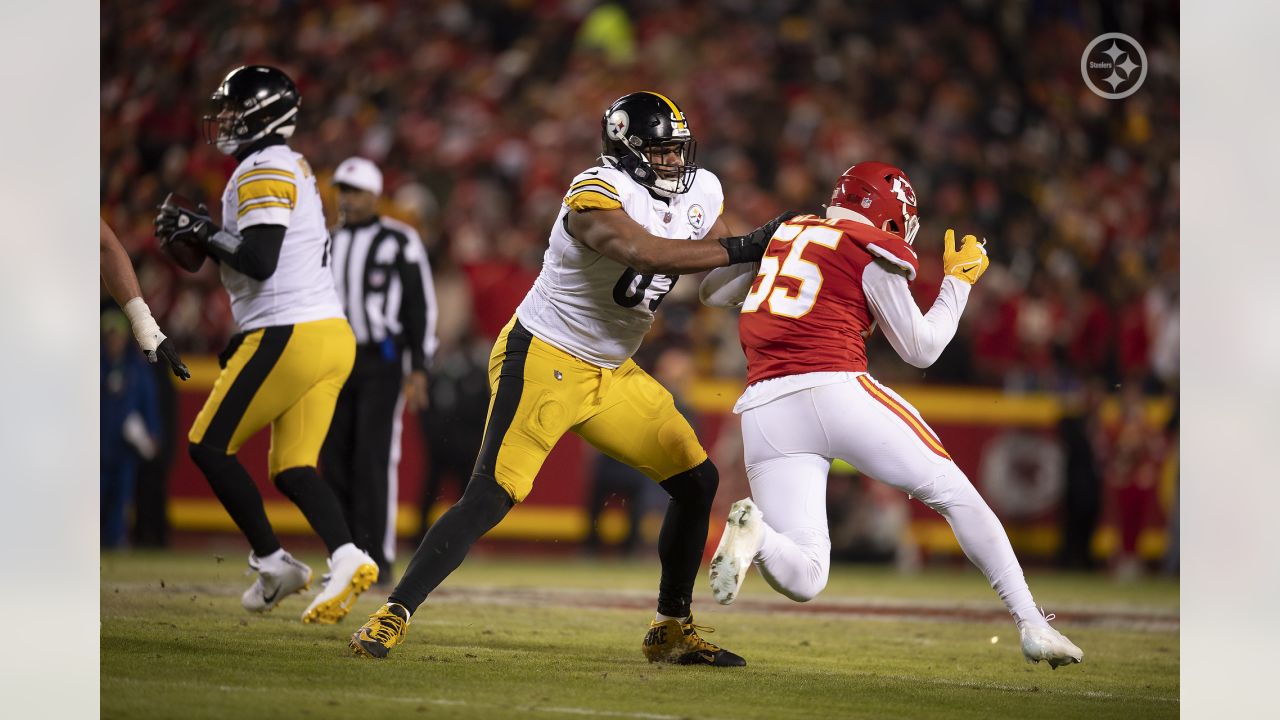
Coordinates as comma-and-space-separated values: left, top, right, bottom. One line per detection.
321, 157, 438, 582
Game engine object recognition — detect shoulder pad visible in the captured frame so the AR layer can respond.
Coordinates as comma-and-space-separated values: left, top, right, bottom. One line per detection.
564, 166, 626, 212
234, 151, 300, 185
836, 220, 920, 281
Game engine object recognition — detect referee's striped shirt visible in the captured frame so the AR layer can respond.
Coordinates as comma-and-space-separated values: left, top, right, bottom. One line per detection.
330, 216, 438, 369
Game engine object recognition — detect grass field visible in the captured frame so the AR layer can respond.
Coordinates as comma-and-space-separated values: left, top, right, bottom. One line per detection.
101, 550, 1179, 719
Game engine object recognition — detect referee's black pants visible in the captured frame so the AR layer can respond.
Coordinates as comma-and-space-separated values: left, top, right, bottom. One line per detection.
320, 345, 404, 580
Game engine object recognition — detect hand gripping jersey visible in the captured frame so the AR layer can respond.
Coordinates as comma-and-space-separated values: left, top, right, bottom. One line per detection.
737, 214, 919, 385
515, 163, 724, 367
219, 144, 343, 331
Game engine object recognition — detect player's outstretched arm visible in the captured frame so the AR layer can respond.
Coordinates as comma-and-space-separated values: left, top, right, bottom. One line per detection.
100, 218, 191, 380
699, 264, 758, 308
100, 217, 144, 308
699, 214, 758, 308
863, 229, 989, 369
567, 208, 797, 275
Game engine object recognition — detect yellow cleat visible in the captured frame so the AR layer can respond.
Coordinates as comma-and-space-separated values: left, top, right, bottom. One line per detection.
301, 547, 379, 625
350, 603, 411, 659
641, 615, 746, 667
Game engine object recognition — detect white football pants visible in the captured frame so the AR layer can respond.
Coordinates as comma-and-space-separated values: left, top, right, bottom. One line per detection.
739, 374, 1042, 625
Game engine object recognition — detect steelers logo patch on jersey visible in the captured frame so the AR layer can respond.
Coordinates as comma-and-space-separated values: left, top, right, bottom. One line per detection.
688, 204, 705, 230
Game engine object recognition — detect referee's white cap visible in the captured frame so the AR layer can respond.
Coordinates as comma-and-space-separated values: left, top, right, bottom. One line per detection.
333, 156, 383, 196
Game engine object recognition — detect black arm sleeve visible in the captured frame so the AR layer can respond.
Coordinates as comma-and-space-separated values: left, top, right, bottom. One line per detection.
207, 225, 286, 281
396, 245, 431, 371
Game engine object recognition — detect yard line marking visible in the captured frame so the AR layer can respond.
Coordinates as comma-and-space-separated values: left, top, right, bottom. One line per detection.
427, 585, 1180, 632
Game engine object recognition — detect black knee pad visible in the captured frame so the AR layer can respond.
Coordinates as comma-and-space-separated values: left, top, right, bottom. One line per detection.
189, 441, 233, 474
273, 466, 318, 502
660, 459, 719, 506
460, 473, 517, 526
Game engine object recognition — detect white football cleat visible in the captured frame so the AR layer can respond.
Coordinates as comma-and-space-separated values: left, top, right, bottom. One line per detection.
1019, 611, 1084, 669
241, 550, 312, 613
709, 498, 765, 605
301, 545, 379, 624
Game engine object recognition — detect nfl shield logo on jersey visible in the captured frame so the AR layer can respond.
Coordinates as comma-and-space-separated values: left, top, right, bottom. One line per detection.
688, 204, 705, 230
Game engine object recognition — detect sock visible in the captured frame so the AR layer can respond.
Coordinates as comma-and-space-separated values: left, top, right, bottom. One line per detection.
388, 474, 514, 615
916, 473, 1044, 627
654, 612, 690, 624
260, 548, 287, 564
274, 466, 354, 555
189, 442, 280, 557
655, 459, 718, 619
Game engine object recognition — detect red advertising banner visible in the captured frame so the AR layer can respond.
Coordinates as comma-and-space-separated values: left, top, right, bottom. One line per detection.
167, 367, 1175, 562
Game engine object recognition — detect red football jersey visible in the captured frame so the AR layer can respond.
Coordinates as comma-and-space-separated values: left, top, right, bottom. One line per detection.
738, 214, 920, 385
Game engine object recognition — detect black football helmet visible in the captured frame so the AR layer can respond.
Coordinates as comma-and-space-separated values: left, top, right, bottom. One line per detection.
202, 65, 300, 155
600, 91, 698, 196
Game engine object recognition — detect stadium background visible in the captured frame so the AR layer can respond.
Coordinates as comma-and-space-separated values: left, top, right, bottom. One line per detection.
100, 0, 1179, 571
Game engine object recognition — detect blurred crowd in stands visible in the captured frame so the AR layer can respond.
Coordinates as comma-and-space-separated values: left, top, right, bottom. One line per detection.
102, 0, 1178, 392
101, 0, 1178, 570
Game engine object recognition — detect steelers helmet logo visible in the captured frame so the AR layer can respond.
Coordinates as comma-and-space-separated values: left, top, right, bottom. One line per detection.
607, 110, 630, 141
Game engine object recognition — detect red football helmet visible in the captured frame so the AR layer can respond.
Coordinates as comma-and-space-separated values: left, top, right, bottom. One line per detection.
829, 162, 920, 245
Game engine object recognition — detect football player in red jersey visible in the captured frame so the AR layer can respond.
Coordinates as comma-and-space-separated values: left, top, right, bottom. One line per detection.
700, 162, 1083, 669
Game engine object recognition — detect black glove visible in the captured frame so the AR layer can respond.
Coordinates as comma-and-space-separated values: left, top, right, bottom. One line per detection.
155, 200, 216, 248
151, 338, 191, 381
719, 210, 802, 264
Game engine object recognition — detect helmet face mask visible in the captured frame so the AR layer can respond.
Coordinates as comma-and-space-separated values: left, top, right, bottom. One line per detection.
201, 65, 300, 156
601, 92, 699, 197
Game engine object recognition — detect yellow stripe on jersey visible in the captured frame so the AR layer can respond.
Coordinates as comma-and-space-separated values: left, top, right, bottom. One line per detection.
564, 190, 623, 212
239, 167, 297, 181
238, 178, 297, 209
568, 178, 620, 197
238, 201, 293, 219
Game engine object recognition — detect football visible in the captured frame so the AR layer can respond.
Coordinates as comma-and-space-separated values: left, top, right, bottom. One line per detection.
158, 192, 209, 273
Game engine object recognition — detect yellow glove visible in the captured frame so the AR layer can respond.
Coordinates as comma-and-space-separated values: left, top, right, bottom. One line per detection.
943, 229, 989, 285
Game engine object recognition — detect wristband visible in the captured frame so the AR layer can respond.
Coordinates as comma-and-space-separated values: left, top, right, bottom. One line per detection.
122, 296, 165, 353
718, 235, 759, 265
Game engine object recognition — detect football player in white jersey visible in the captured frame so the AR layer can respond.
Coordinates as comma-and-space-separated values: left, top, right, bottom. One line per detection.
352, 92, 795, 663
155, 66, 378, 625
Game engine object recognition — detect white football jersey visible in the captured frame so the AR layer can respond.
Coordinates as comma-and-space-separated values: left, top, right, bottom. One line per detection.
218, 143, 344, 331
516, 162, 724, 368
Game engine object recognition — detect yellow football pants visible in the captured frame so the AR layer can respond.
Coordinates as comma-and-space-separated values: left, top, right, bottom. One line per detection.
189, 317, 355, 478
476, 317, 708, 502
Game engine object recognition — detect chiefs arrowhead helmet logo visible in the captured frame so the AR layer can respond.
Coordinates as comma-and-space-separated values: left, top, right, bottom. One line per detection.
891, 175, 917, 207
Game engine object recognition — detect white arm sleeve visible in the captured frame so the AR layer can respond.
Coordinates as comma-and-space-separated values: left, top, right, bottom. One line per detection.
862, 260, 970, 368
699, 263, 759, 308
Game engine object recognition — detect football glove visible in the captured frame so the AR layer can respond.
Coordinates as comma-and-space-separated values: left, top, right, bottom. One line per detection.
720, 210, 801, 264
155, 198, 217, 248
152, 338, 192, 381
943, 229, 989, 285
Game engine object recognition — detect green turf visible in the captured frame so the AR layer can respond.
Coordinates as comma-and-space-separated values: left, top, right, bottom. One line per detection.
102, 551, 1178, 719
